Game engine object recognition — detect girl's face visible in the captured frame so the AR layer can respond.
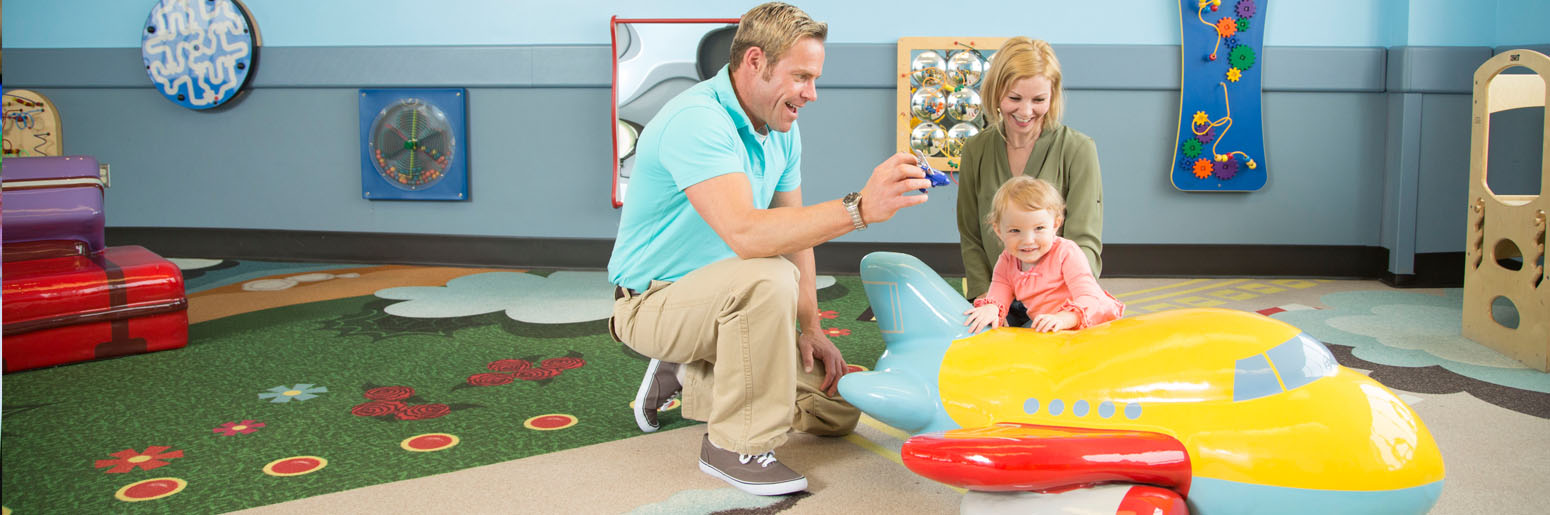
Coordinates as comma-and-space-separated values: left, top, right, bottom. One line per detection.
995, 206, 1061, 267
999, 75, 1053, 139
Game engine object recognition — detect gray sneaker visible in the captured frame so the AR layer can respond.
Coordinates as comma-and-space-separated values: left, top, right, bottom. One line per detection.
632, 359, 681, 432
697, 434, 808, 496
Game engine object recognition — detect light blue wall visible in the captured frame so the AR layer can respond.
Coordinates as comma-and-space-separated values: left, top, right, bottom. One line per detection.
4, 0, 1546, 272
6, 0, 1532, 49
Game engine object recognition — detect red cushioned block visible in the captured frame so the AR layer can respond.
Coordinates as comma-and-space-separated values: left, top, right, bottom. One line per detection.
3, 245, 188, 373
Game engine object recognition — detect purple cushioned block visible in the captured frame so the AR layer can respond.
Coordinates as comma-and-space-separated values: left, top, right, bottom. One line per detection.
2, 156, 107, 253
1, 155, 100, 182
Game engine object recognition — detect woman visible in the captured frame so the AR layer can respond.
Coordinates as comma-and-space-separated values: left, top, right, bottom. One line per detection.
957, 36, 1104, 323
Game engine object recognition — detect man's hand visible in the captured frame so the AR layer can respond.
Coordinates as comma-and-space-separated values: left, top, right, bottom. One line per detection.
858, 152, 933, 225
1032, 311, 1079, 332
962, 303, 1003, 333
799, 329, 847, 397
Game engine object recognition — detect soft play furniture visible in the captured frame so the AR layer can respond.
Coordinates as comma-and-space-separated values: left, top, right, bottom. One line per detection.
2, 155, 189, 372
839, 252, 1444, 515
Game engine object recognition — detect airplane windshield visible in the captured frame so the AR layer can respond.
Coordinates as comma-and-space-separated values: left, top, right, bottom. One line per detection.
1232, 332, 1339, 401
1266, 332, 1338, 390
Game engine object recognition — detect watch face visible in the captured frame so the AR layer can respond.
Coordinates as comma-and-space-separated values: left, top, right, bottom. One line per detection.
843, 192, 860, 205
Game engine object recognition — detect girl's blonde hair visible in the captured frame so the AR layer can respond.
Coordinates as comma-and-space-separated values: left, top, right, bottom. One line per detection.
987, 176, 1066, 228
728, 2, 828, 77
979, 36, 1064, 133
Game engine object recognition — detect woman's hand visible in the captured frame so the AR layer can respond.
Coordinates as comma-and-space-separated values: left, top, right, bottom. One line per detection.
963, 304, 1003, 333
1031, 311, 1078, 332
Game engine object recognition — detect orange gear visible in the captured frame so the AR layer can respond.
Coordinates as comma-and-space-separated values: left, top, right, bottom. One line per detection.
1192, 158, 1214, 179
1216, 17, 1238, 38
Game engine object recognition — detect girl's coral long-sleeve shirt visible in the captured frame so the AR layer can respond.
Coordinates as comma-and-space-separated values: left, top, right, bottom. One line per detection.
981, 237, 1124, 329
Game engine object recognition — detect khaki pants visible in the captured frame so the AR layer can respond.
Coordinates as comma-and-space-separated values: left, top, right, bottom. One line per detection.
611, 256, 858, 455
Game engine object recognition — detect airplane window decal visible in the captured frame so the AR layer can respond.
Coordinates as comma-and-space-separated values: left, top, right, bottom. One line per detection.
1233, 353, 1281, 401
1266, 332, 1338, 391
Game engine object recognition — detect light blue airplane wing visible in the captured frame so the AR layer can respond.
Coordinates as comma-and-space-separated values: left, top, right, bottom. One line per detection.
839, 252, 971, 434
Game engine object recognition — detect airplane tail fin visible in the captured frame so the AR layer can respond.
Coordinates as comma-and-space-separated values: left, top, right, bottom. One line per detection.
860, 252, 973, 347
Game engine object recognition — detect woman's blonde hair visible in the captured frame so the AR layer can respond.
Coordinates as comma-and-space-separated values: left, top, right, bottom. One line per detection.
978, 36, 1064, 133
728, 2, 828, 77
987, 176, 1066, 228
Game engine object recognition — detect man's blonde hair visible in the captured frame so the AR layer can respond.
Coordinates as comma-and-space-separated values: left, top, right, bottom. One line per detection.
987, 176, 1066, 228
979, 36, 1064, 133
728, 2, 828, 76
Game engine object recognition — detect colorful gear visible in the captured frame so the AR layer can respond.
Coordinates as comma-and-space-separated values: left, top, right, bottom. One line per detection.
1214, 156, 1240, 180
1230, 44, 1257, 71
1215, 17, 1238, 38
1195, 125, 1215, 143
1179, 153, 1196, 171
1192, 111, 1210, 126
1181, 138, 1203, 158
1227, 67, 1243, 82
1225, 36, 1239, 48
1237, 17, 1251, 32
1235, 0, 1256, 19
1192, 158, 1214, 179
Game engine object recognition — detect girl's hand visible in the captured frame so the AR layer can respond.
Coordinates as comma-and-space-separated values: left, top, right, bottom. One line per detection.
963, 304, 1003, 333
1032, 311, 1078, 332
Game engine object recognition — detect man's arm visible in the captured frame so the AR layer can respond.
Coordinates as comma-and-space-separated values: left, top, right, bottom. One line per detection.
773, 188, 845, 396
685, 152, 931, 259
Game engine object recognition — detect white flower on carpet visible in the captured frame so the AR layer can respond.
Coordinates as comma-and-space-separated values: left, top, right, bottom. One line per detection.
375, 271, 614, 324
1273, 289, 1550, 394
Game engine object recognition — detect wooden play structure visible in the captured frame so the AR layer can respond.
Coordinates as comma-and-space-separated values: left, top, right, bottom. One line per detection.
1463, 49, 1549, 372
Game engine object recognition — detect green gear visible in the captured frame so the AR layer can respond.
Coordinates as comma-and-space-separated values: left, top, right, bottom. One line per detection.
1237, 17, 1250, 32
1230, 44, 1256, 71
1181, 138, 1203, 158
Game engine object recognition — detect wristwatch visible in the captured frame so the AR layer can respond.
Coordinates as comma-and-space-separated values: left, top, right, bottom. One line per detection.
842, 192, 867, 231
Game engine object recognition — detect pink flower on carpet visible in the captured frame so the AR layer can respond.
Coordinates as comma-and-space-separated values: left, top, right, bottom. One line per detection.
823, 327, 851, 337
363, 386, 414, 401
540, 356, 586, 371
467, 372, 516, 387
95, 446, 184, 473
819, 310, 838, 319
351, 400, 408, 417
487, 359, 532, 372
514, 367, 561, 381
396, 404, 451, 421
213, 420, 266, 436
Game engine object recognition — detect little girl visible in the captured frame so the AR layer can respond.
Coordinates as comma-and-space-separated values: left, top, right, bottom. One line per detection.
964, 176, 1124, 333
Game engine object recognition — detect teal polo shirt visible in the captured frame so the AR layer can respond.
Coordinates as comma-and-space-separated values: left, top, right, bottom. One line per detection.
608, 65, 803, 292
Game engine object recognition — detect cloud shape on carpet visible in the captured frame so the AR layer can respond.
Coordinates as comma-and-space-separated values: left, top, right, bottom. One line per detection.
376, 271, 614, 324
1273, 289, 1550, 394
624, 488, 805, 514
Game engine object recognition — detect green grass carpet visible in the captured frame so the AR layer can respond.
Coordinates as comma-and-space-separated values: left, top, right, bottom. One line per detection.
1, 276, 883, 513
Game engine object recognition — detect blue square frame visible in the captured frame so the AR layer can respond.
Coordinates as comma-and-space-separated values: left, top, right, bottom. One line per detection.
359, 88, 469, 200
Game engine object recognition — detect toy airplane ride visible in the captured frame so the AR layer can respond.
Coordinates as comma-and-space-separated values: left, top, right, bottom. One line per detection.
838, 252, 1444, 515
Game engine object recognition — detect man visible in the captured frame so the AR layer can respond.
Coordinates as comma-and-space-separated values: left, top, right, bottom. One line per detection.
607, 2, 930, 496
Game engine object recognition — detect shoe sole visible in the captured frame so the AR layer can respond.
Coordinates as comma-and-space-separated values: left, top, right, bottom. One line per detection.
698, 461, 808, 496
633, 358, 662, 433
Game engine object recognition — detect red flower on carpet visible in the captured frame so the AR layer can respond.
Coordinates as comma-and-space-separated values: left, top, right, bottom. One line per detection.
819, 310, 838, 319
487, 359, 532, 372
351, 400, 407, 417
540, 356, 586, 371
213, 420, 266, 436
467, 372, 516, 387
514, 367, 561, 381
396, 404, 451, 421
95, 446, 183, 474
823, 327, 851, 337
363, 385, 414, 401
